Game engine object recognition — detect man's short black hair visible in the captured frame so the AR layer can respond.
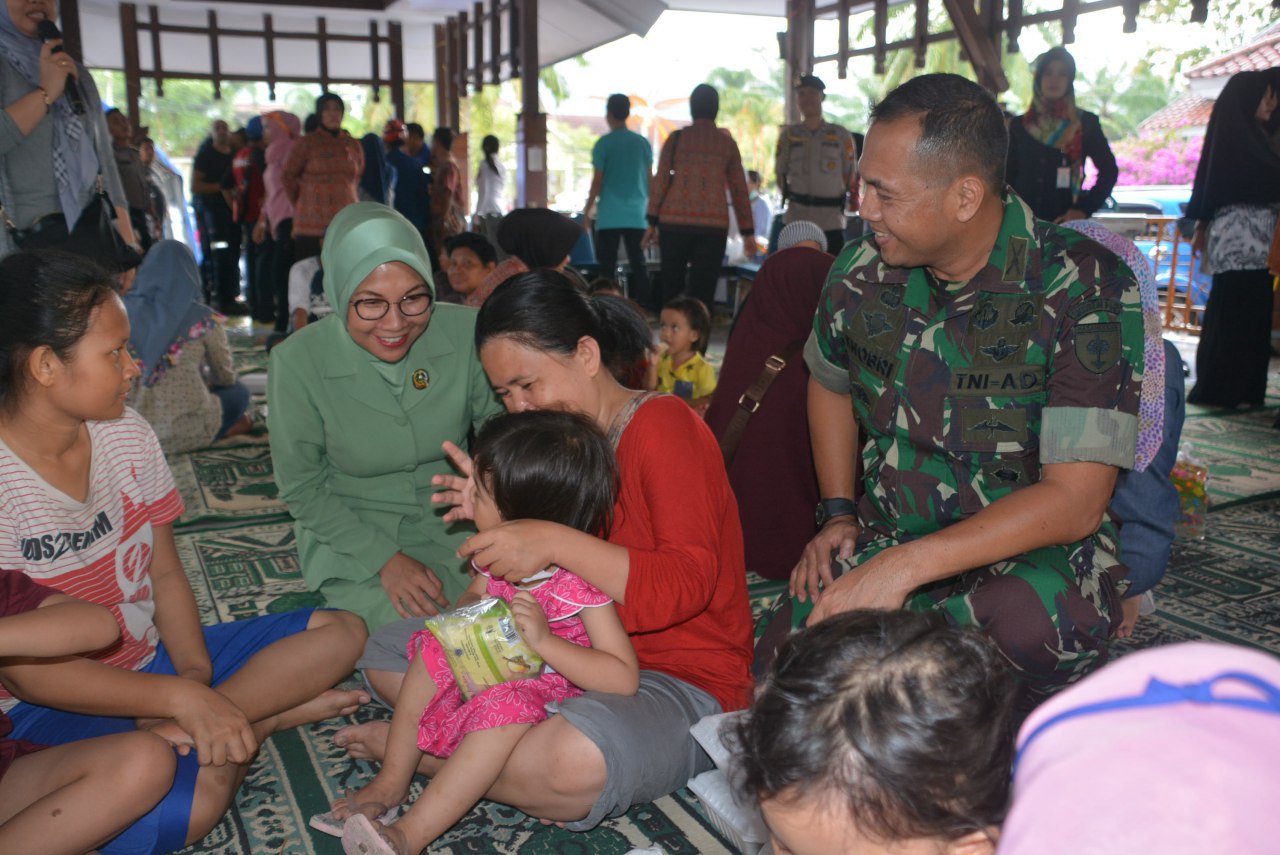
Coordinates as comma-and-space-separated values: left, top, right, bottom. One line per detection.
433, 127, 455, 150
444, 231, 497, 267
870, 73, 1008, 192
606, 93, 631, 122
406, 122, 426, 139
747, 169, 762, 185
690, 84, 719, 121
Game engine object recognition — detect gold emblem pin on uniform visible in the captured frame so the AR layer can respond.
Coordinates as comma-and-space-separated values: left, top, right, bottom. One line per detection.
411, 368, 429, 390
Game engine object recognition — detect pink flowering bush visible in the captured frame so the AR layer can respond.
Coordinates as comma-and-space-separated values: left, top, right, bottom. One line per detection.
1112, 132, 1203, 186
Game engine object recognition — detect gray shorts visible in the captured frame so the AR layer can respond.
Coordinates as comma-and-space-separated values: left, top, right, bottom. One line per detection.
358, 620, 721, 830
356, 616, 426, 706
558, 670, 721, 831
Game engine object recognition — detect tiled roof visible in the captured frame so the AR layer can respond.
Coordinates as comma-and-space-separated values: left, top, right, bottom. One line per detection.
1186, 24, 1280, 79
1140, 92, 1216, 131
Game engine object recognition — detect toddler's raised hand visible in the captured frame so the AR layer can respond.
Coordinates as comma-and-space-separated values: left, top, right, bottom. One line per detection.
431, 440, 475, 523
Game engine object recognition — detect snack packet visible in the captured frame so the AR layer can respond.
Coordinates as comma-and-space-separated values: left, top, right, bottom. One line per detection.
424, 598, 545, 699
1171, 444, 1209, 541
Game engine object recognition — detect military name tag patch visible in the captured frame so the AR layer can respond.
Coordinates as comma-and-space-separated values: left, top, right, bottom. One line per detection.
951, 366, 1045, 396
1073, 322, 1121, 374
959, 407, 1029, 445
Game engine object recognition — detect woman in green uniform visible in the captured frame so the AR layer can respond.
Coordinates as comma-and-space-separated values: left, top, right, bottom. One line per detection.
268, 203, 503, 630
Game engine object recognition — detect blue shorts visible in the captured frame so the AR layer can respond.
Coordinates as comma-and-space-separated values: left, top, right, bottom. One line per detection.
7, 608, 315, 855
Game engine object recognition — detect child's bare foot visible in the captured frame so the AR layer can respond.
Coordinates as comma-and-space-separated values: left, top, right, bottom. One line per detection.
342, 813, 411, 855
272, 688, 370, 733
331, 779, 407, 823
334, 720, 391, 761
1116, 596, 1143, 639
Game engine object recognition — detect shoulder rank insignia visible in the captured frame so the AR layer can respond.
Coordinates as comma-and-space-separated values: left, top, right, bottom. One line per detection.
1002, 235, 1029, 282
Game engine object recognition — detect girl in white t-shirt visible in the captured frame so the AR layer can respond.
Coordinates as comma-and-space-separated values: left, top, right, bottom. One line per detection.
0, 250, 370, 855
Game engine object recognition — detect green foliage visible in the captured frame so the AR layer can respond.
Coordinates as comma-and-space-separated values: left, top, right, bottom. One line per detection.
706, 57, 786, 184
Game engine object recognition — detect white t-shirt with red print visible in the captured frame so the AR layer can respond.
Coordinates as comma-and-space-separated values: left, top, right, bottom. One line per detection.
0, 408, 184, 713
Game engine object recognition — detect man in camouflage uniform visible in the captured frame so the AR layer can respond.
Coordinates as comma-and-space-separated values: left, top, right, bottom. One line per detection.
792, 74, 1144, 708
776, 74, 858, 257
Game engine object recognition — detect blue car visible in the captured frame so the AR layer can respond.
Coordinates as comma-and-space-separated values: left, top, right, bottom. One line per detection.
1096, 185, 1212, 309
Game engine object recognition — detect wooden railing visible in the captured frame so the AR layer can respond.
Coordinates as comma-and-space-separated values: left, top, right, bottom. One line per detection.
1094, 213, 1204, 334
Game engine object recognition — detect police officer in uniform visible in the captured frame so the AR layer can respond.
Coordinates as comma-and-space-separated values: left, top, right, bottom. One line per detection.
775, 74, 858, 257
785, 74, 1145, 711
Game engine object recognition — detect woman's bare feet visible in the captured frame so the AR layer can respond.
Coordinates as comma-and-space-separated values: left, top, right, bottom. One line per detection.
1116, 596, 1143, 639
334, 720, 392, 761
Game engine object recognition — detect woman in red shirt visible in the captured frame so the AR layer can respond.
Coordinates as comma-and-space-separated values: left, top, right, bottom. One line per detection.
340, 269, 753, 830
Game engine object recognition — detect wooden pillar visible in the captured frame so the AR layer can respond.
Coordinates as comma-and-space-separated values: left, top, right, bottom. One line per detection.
434, 23, 448, 129
783, 0, 814, 124
120, 3, 142, 132
454, 131, 470, 216
390, 22, 405, 119
516, 0, 546, 207
59, 0, 82, 62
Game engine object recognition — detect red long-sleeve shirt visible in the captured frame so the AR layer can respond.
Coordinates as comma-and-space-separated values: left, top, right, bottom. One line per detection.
609, 396, 754, 712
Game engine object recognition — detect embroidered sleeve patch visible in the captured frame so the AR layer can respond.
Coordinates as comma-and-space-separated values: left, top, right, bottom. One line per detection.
1073, 322, 1121, 374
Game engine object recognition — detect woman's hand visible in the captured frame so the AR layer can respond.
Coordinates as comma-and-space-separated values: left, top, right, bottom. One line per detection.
1053, 208, 1087, 224
37, 40, 76, 102
378, 552, 447, 618
459, 520, 557, 585
641, 225, 658, 250
430, 440, 475, 523
252, 219, 268, 245
510, 591, 551, 648
1191, 221, 1207, 259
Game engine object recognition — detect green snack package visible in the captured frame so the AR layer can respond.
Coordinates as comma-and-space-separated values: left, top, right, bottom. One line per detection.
424, 597, 545, 699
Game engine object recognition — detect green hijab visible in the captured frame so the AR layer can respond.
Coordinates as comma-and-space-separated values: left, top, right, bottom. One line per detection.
321, 202, 436, 393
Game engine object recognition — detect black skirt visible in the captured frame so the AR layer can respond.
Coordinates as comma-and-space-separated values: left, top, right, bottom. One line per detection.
1187, 268, 1275, 408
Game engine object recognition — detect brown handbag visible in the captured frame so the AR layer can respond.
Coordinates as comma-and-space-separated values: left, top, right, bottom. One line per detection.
717, 341, 803, 467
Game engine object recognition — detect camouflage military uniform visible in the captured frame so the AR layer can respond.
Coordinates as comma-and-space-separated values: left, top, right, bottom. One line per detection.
798, 191, 1144, 704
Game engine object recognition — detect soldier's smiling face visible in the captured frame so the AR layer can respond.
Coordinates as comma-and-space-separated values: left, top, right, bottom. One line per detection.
858, 117, 956, 271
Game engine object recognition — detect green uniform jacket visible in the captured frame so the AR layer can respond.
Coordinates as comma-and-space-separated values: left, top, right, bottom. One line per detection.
267, 305, 503, 629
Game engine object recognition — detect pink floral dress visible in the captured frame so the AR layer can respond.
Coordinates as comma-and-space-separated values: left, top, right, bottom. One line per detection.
409, 566, 611, 757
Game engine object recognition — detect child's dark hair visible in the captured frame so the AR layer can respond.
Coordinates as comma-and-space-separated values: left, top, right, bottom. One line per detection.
663, 296, 711, 355
482, 134, 500, 174
477, 269, 632, 364
0, 251, 118, 415
444, 231, 497, 267
737, 610, 1016, 844
433, 126, 455, 150
471, 410, 617, 537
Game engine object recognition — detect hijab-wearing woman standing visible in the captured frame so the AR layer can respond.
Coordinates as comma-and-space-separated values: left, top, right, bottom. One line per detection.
1007, 46, 1118, 223
282, 92, 363, 262
124, 240, 252, 454
0, 0, 137, 260
704, 245, 834, 580
268, 203, 503, 631
1185, 69, 1280, 411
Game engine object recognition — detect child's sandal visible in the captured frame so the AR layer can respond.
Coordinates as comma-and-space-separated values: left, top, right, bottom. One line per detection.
309, 800, 395, 837
341, 813, 402, 855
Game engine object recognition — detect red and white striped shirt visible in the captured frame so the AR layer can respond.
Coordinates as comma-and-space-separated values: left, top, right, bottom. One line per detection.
0, 408, 184, 712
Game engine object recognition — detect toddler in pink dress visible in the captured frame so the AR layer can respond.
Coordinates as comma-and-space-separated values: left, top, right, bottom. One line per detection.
325, 410, 639, 855
411, 563, 611, 758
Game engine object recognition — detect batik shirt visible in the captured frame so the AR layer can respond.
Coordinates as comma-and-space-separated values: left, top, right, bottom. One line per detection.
804, 190, 1143, 558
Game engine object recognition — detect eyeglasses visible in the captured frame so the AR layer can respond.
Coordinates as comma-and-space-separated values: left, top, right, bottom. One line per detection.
349, 292, 433, 321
